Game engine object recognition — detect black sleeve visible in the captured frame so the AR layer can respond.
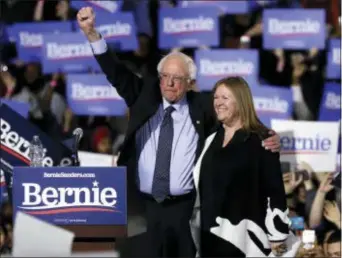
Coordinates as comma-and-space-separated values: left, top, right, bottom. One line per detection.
94, 47, 144, 107
260, 148, 290, 242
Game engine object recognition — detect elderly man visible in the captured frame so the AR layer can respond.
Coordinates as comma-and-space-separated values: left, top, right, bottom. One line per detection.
77, 7, 280, 257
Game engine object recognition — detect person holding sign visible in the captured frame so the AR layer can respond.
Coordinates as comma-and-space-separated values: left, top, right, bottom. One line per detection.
77, 7, 281, 257
190, 77, 291, 257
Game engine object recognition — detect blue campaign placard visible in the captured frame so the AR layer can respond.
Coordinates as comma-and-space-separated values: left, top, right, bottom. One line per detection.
251, 85, 293, 127
1, 99, 29, 118
326, 39, 341, 79
179, 0, 249, 14
159, 6, 220, 49
73, 12, 138, 51
7, 21, 72, 62
12, 167, 127, 225
263, 9, 326, 49
41, 32, 100, 74
71, 0, 122, 14
318, 83, 341, 122
66, 74, 127, 116
195, 49, 259, 91
0, 104, 73, 170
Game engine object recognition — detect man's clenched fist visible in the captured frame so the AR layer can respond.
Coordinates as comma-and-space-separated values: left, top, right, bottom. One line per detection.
77, 7, 100, 42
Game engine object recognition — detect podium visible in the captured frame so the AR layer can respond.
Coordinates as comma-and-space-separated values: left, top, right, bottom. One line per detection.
12, 166, 128, 254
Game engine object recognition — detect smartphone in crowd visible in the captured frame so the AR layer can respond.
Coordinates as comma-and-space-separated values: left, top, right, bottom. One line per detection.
290, 216, 305, 231
302, 229, 316, 249
281, 162, 291, 174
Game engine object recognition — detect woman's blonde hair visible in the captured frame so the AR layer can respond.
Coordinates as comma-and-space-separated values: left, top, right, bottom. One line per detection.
213, 76, 268, 135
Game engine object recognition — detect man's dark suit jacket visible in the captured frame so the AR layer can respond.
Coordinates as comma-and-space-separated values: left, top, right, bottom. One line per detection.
94, 49, 218, 215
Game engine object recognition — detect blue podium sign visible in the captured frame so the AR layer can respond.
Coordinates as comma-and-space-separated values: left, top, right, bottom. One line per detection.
13, 167, 127, 226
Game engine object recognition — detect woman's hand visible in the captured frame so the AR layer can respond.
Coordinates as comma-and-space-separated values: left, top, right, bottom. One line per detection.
318, 173, 334, 193
283, 172, 303, 195
262, 130, 280, 152
323, 201, 341, 229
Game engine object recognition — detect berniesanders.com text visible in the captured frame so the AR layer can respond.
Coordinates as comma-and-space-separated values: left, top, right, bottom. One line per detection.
43, 172, 95, 178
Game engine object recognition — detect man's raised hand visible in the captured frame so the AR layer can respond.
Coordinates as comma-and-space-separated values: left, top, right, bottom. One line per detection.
77, 7, 100, 42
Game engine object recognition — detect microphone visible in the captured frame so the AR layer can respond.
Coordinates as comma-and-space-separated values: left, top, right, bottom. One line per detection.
72, 128, 83, 166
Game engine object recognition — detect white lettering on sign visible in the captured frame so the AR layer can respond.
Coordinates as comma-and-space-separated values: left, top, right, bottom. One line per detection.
19, 32, 43, 47
0, 118, 72, 167
20, 182, 117, 208
96, 22, 131, 37
268, 18, 320, 35
46, 42, 93, 59
254, 96, 288, 113
325, 92, 341, 109
71, 83, 122, 100
163, 16, 214, 34
199, 59, 254, 76
332, 48, 341, 65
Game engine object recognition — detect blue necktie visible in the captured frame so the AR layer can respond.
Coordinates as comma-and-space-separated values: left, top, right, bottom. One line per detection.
152, 106, 175, 202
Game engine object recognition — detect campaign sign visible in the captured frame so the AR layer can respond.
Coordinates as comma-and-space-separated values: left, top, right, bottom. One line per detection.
74, 12, 138, 51
67, 74, 126, 116
179, 0, 249, 14
13, 167, 127, 225
8, 22, 72, 62
1, 99, 29, 118
251, 85, 293, 127
318, 83, 341, 121
0, 103, 73, 174
271, 120, 339, 172
71, 0, 122, 14
326, 39, 341, 79
195, 49, 259, 91
42, 32, 100, 74
159, 6, 220, 49
263, 9, 326, 49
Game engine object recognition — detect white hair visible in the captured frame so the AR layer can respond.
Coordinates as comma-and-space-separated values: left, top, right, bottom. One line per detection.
157, 51, 197, 80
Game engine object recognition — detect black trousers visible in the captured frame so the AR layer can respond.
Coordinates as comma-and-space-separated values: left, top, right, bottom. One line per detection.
140, 193, 196, 257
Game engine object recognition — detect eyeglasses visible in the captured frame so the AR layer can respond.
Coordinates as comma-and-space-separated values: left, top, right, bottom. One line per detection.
159, 73, 189, 84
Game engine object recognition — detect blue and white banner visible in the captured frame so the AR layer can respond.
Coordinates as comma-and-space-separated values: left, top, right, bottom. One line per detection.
251, 85, 293, 127
159, 6, 220, 49
263, 9, 326, 49
74, 12, 138, 50
7, 22, 72, 62
13, 167, 127, 225
42, 32, 100, 74
0, 103, 73, 173
271, 120, 339, 172
1, 99, 29, 118
318, 83, 341, 121
179, 0, 249, 14
195, 49, 259, 91
66, 74, 127, 116
71, 0, 122, 14
326, 39, 341, 79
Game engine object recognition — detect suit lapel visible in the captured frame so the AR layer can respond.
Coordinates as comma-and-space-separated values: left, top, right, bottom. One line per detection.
187, 91, 203, 136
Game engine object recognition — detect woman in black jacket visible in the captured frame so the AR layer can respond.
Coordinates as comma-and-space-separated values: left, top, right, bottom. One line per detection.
190, 77, 292, 257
